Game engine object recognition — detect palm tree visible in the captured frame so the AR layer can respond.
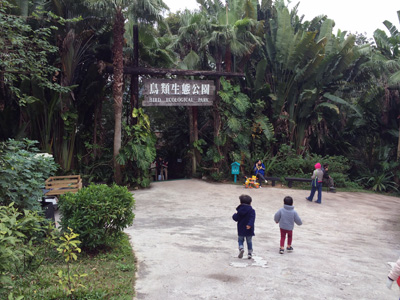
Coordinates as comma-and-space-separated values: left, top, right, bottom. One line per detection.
194, 0, 261, 170
85, 0, 169, 184
255, 0, 367, 154
27, 0, 107, 171
83, 1, 129, 184
373, 11, 400, 160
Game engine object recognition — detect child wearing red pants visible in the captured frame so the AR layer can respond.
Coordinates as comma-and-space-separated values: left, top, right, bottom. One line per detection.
387, 257, 400, 299
274, 196, 302, 254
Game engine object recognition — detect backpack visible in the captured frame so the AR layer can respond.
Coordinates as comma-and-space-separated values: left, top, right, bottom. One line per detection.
311, 176, 318, 187
311, 169, 319, 187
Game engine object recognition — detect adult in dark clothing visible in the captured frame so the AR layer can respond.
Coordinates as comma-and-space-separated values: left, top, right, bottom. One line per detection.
253, 160, 268, 186
161, 158, 168, 180
232, 194, 256, 259
155, 157, 164, 180
322, 163, 336, 192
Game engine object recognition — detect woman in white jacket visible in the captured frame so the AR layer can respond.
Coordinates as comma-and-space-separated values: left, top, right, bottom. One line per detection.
387, 257, 400, 299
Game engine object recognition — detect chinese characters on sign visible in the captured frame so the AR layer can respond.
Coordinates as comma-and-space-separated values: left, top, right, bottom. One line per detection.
142, 79, 215, 106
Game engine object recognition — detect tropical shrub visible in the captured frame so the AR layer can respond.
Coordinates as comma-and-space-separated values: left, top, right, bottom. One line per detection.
118, 108, 157, 187
78, 140, 114, 184
58, 184, 135, 250
0, 203, 56, 295
56, 228, 87, 297
266, 145, 354, 187
203, 78, 275, 180
358, 172, 399, 192
0, 139, 57, 211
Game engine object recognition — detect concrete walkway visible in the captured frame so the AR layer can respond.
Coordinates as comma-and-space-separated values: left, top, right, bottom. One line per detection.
125, 179, 400, 300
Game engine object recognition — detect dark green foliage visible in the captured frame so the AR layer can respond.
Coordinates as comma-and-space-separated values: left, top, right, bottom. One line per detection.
0, 0, 69, 105
204, 78, 275, 180
1, 233, 136, 299
0, 139, 58, 211
0, 203, 56, 295
266, 145, 355, 188
118, 108, 157, 187
1, 0, 400, 195
358, 172, 399, 192
58, 184, 135, 250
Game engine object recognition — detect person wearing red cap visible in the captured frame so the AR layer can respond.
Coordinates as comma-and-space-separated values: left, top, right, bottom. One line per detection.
306, 162, 324, 204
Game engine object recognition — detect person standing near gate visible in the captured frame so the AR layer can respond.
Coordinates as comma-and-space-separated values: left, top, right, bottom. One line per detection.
155, 157, 168, 180
161, 157, 168, 181
156, 157, 164, 180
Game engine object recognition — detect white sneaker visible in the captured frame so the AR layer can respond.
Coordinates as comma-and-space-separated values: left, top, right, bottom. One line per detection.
265, 180, 268, 183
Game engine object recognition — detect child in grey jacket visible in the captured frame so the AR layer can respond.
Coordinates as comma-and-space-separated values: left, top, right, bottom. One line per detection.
274, 196, 302, 254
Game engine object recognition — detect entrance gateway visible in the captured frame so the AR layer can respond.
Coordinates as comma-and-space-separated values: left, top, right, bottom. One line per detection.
142, 78, 215, 177
102, 24, 245, 178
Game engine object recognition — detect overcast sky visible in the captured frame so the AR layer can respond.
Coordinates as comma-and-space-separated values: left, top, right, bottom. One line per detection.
163, 0, 400, 38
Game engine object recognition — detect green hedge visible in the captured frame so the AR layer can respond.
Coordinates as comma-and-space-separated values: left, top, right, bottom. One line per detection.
58, 184, 135, 250
0, 139, 57, 211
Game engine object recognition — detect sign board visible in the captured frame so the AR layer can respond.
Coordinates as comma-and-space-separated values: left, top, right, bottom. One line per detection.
142, 79, 215, 106
231, 162, 240, 175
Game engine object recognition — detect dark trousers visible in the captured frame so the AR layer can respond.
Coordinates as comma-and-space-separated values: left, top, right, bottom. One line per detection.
323, 177, 334, 187
256, 173, 266, 182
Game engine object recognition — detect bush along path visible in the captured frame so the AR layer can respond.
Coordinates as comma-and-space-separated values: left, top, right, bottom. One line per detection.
1, 183, 137, 299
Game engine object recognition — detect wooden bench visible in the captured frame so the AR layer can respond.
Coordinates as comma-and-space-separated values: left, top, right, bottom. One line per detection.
284, 177, 312, 188
44, 175, 82, 196
265, 176, 282, 187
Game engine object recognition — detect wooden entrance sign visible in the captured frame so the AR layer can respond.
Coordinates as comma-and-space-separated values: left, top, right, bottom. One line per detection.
142, 79, 215, 107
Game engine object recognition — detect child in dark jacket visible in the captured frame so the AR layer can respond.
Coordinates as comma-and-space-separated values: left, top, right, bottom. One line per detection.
232, 194, 256, 259
274, 196, 302, 254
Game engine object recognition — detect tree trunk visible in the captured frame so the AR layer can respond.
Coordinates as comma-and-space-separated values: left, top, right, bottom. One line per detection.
93, 96, 103, 159
130, 74, 138, 124
213, 51, 222, 141
0, 70, 5, 111
191, 107, 200, 176
188, 107, 195, 175
213, 51, 223, 172
397, 117, 400, 161
193, 106, 200, 164
130, 24, 139, 125
112, 8, 125, 185
225, 45, 232, 73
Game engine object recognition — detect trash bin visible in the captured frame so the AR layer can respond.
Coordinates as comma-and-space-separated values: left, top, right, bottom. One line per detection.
41, 198, 55, 223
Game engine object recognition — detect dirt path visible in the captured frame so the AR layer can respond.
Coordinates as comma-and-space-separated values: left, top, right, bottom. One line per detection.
125, 179, 400, 300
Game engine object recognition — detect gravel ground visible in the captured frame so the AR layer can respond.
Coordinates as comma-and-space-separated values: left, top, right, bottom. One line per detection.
125, 179, 400, 300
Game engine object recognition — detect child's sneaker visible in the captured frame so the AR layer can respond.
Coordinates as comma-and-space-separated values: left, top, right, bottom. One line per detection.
279, 248, 284, 254
286, 246, 293, 252
248, 253, 252, 259
238, 249, 244, 258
